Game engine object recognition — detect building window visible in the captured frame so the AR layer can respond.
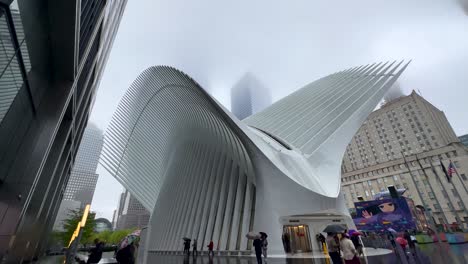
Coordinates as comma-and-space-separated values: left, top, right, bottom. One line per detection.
365, 190, 370, 197
368, 180, 372, 186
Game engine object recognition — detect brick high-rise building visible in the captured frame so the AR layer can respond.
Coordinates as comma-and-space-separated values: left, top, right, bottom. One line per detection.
341, 91, 468, 228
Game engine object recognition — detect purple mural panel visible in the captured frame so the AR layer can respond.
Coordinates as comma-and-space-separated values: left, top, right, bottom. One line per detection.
353, 197, 416, 232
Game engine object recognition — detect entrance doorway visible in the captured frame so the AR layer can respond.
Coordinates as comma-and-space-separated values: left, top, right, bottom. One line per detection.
283, 225, 312, 253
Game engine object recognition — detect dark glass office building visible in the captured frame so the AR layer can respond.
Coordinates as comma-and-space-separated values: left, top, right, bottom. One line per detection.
0, 0, 127, 262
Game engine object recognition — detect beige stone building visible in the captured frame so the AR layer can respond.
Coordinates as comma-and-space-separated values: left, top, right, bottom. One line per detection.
341, 91, 468, 228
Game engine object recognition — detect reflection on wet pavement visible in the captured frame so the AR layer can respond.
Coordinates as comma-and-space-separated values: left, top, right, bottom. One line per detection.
37, 243, 468, 263
147, 243, 468, 264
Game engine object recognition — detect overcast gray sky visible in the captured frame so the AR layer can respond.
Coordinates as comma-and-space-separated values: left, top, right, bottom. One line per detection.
90, 0, 468, 220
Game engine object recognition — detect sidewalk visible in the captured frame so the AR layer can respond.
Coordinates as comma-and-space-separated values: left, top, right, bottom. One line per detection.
258, 247, 392, 259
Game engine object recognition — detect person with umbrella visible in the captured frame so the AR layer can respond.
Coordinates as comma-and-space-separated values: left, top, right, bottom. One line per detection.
183, 238, 191, 255
253, 236, 264, 264
115, 230, 141, 264
326, 232, 341, 264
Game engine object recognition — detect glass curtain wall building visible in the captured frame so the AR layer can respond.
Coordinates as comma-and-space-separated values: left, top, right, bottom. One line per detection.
0, 0, 127, 262
52, 123, 103, 231
61, 123, 103, 206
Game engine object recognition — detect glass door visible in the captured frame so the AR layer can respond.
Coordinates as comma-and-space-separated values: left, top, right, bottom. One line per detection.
283, 225, 312, 253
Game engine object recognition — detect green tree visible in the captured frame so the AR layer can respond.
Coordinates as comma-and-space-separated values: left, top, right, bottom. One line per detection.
96, 230, 112, 244
60, 208, 96, 245
109, 229, 132, 245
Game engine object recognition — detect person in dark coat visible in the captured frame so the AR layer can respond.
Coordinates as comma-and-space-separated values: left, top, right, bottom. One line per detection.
115, 242, 136, 264
318, 233, 326, 251
404, 230, 416, 254
282, 232, 291, 253
184, 239, 191, 255
192, 239, 198, 256
253, 238, 263, 264
350, 234, 363, 256
87, 239, 104, 264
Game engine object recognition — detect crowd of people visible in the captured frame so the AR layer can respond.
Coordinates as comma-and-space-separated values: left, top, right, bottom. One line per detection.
326, 232, 362, 264
324, 229, 419, 264
182, 238, 216, 257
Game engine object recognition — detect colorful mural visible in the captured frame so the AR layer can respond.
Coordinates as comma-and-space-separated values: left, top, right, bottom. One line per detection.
353, 197, 416, 232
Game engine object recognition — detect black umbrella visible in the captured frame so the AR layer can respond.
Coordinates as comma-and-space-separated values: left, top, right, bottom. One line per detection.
323, 224, 346, 233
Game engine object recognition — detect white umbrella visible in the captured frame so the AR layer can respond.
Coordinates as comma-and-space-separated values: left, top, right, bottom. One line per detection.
245, 231, 261, 239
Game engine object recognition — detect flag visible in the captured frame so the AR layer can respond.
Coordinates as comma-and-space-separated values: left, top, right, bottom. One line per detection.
448, 161, 456, 177
440, 160, 451, 182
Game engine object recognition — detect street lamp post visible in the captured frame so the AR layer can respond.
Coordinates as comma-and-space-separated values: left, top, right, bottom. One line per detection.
65, 204, 91, 263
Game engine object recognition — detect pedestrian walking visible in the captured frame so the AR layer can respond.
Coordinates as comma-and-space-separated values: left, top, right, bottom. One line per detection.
387, 231, 396, 249
207, 240, 214, 256
326, 233, 341, 264
87, 239, 104, 264
253, 237, 263, 264
282, 232, 291, 253
261, 233, 268, 262
192, 239, 198, 256
369, 232, 378, 249
340, 234, 361, 264
184, 239, 191, 255
318, 233, 326, 251
350, 234, 363, 256
404, 231, 416, 252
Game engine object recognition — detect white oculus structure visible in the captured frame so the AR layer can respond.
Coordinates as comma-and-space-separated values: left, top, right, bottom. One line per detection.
101, 61, 409, 259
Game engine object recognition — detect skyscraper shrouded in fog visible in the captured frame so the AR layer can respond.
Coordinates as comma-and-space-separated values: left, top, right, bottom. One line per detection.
0, 0, 127, 261
230, 73, 272, 120
53, 123, 103, 231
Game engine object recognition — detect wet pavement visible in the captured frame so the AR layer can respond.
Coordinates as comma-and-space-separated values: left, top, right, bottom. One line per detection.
146, 243, 468, 264
37, 243, 468, 264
